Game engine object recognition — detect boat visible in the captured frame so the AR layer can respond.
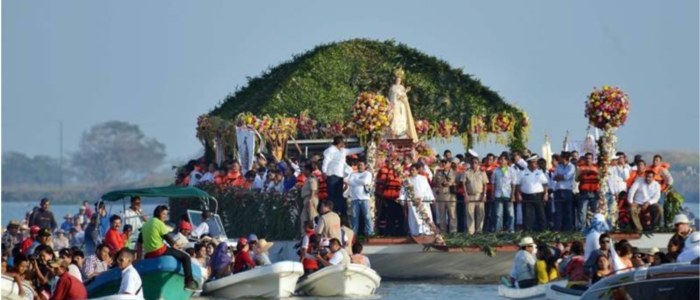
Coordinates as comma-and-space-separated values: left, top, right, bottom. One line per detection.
86, 256, 202, 300
546, 284, 584, 300
497, 280, 567, 299
89, 295, 144, 300
295, 263, 381, 297
579, 262, 699, 300
202, 261, 304, 298
1, 275, 35, 300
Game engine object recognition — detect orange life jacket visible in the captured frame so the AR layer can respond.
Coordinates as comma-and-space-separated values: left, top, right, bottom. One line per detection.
313, 170, 328, 200
296, 173, 307, 188
649, 163, 671, 191
302, 231, 319, 271
578, 164, 600, 192
377, 167, 401, 199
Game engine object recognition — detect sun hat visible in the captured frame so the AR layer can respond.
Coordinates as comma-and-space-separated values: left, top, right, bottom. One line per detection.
673, 214, 690, 225
247, 233, 259, 242
30, 225, 41, 235
518, 237, 536, 247
179, 220, 192, 231
256, 239, 274, 252
647, 247, 660, 255
38, 228, 52, 237
19, 224, 29, 231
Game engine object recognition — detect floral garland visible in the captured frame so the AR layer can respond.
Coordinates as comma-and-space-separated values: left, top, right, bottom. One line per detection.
490, 112, 516, 133
469, 115, 488, 143
435, 118, 458, 140
392, 161, 444, 245
414, 119, 433, 139
352, 92, 392, 144
296, 110, 318, 138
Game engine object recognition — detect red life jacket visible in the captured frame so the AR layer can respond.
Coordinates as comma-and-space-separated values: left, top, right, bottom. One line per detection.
378, 167, 401, 199
302, 231, 319, 271
578, 164, 600, 192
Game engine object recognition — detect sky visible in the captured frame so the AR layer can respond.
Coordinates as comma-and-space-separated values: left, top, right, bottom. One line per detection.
2, 0, 698, 162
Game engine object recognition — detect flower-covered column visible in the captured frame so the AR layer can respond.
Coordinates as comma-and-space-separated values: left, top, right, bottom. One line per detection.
352, 92, 392, 230
585, 86, 630, 215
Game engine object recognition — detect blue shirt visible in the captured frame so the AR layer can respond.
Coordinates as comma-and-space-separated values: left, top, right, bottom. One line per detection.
554, 162, 575, 190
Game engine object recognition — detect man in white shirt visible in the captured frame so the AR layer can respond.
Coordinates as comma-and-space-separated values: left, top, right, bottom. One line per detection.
516, 155, 549, 232
123, 196, 147, 240
346, 161, 374, 236
552, 152, 575, 231
200, 164, 216, 183
117, 249, 144, 298
316, 238, 350, 266
606, 154, 630, 229
188, 164, 203, 186
627, 170, 664, 231
322, 136, 364, 219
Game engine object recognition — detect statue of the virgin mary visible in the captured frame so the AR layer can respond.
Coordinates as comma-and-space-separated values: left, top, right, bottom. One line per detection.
388, 68, 418, 142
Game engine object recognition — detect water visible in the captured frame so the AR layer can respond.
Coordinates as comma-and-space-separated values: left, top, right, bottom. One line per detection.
195, 282, 499, 300
1, 201, 165, 225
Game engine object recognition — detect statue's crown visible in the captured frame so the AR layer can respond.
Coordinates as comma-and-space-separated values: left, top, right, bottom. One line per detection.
394, 68, 405, 79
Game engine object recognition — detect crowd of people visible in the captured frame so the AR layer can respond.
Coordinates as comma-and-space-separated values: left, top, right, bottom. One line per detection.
1, 135, 692, 298
0, 191, 372, 299
509, 213, 698, 289
177, 135, 679, 237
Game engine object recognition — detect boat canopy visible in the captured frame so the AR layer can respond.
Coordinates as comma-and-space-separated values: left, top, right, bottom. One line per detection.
101, 186, 213, 202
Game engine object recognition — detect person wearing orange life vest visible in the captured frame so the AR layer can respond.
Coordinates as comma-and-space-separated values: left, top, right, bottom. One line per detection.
575, 153, 599, 230
650, 154, 674, 204
481, 154, 498, 232
298, 221, 319, 275
626, 160, 647, 188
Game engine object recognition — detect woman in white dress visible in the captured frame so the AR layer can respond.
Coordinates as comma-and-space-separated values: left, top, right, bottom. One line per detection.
399, 163, 435, 236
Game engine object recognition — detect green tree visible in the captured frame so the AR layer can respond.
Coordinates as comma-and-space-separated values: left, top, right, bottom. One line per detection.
71, 121, 166, 186
2, 152, 73, 186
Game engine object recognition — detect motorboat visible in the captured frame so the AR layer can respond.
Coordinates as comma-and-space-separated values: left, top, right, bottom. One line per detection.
497, 279, 567, 299
579, 262, 699, 300
1, 275, 35, 300
203, 261, 304, 298
86, 256, 202, 300
89, 295, 144, 300
295, 263, 381, 297
546, 283, 585, 300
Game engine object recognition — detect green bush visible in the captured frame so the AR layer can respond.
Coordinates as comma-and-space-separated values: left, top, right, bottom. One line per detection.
169, 184, 303, 240
208, 39, 527, 148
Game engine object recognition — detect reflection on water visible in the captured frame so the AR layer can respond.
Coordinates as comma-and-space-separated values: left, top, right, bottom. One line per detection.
194, 282, 499, 300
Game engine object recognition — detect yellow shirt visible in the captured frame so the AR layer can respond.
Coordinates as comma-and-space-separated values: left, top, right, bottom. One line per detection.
536, 259, 558, 284
141, 217, 171, 253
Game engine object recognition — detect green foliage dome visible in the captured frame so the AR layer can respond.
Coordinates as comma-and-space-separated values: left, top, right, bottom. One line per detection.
210, 39, 527, 149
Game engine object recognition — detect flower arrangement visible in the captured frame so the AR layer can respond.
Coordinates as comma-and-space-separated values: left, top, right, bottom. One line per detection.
585, 85, 630, 130
262, 115, 298, 161
435, 118, 458, 139
296, 110, 318, 138
469, 115, 487, 135
490, 112, 516, 133
414, 119, 433, 139
320, 122, 344, 138
414, 141, 436, 165
352, 92, 392, 144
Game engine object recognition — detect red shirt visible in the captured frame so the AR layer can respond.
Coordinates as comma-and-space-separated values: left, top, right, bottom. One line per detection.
50, 272, 87, 300
104, 228, 125, 255
20, 237, 34, 255
233, 251, 255, 273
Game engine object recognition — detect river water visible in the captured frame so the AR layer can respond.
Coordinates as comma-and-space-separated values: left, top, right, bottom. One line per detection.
195, 282, 499, 300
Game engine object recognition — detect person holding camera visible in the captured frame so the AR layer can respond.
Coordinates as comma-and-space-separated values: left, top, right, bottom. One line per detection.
316, 238, 349, 267
434, 159, 457, 234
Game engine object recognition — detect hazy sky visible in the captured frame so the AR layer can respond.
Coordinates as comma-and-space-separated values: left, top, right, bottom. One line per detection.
3, 0, 698, 162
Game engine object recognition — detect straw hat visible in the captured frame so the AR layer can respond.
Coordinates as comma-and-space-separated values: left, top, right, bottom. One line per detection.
256, 239, 274, 252
673, 214, 690, 225
518, 237, 536, 247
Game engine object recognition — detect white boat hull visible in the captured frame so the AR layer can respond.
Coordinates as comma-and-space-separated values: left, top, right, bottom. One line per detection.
498, 280, 567, 299
545, 283, 583, 300
295, 263, 381, 297
203, 261, 304, 298
1, 275, 35, 300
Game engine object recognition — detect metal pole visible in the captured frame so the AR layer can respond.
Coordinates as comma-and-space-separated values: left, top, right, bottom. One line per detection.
59, 120, 63, 188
